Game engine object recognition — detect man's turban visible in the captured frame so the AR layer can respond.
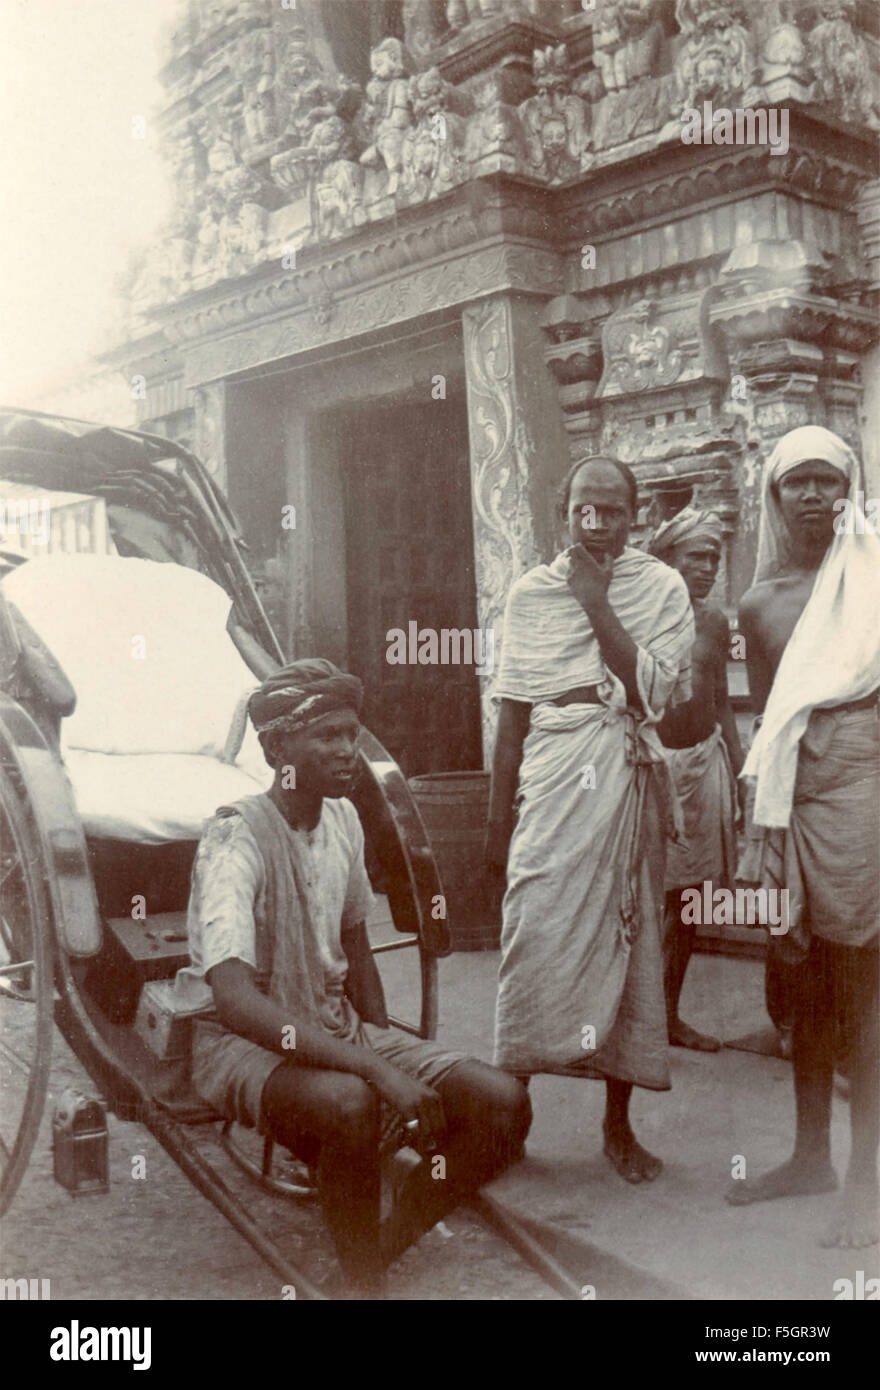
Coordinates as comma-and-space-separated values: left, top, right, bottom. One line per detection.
764, 424, 854, 490
248, 658, 363, 742
648, 506, 723, 559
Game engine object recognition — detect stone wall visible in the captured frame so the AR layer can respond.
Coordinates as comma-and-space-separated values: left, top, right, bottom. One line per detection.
109, 0, 879, 752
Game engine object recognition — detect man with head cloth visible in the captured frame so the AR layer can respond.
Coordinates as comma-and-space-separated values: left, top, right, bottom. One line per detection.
729, 426, 880, 1248
487, 456, 694, 1184
176, 658, 530, 1295
649, 507, 742, 1051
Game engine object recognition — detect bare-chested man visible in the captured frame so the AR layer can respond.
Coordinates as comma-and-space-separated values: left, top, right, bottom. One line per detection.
727, 425, 880, 1249
649, 509, 742, 1051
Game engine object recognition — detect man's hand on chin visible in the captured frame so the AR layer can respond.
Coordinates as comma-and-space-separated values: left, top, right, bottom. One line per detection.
565, 543, 614, 611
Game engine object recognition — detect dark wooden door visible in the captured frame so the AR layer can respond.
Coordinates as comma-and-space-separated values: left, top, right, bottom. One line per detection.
342, 394, 483, 778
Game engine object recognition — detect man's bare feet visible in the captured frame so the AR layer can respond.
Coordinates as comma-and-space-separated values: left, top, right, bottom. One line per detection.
603, 1124, 663, 1184
820, 1180, 880, 1249
726, 1156, 837, 1207
669, 1018, 722, 1052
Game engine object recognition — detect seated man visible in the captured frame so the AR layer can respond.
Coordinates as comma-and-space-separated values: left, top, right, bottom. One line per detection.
177, 658, 531, 1296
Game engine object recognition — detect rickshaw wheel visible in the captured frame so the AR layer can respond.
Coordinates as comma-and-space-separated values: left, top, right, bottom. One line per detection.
0, 759, 53, 1217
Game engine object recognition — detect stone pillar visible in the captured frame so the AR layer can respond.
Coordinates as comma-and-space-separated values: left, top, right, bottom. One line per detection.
462, 292, 570, 760
709, 238, 878, 593
856, 180, 880, 495
281, 405, 317, 660
192, 381, 229, 494
280, 404, 349, 666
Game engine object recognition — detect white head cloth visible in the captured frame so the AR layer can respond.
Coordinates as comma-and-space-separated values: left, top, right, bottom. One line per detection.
742, 425, 880, 828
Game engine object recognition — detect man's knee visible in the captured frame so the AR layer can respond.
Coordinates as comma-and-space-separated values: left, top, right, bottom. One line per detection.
324, 1074, 380, 1145
442, 1061, 532, 1149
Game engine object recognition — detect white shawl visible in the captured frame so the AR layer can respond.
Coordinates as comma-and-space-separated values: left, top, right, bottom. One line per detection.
492, 546, 693, 719
742, 426, 880, 828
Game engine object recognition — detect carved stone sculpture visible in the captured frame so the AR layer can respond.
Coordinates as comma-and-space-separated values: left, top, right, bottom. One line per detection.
267, 28, 362, 200
674, 0, 757, 106
308, 117, 364, 239
203, 119, 262, 212
192, 205, 222, 284
806, 0, 879, 128
400, 67, 468, 202
757, 0, 808, 85
593, 0, 664, 94
359, 38, 413, 197
601, 299, 683, 395
465, 76, 529, 171
237, 29, 278, 149
519, 45, 591, 182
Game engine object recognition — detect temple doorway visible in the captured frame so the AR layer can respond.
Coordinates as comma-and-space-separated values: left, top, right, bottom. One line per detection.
333, 391, 483, 778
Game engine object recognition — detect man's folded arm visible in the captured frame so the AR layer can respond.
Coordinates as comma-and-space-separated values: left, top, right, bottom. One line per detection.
207, 957, 384, 1081
342, 920, 389, 1028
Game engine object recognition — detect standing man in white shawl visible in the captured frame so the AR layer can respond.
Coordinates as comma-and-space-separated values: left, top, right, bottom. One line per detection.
487, 456, 694, 1183
729, 426, 880, 1249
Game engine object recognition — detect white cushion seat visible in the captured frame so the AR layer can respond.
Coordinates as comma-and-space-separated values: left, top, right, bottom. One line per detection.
2, 554, 273, 842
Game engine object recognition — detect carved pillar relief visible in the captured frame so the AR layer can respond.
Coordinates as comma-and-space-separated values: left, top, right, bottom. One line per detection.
193, 381, 229, 494
462, 293, 569, 758
709, 235, 878, 578
280, 405, 318, 660
710, 238, 876, 453
856, 180, 880, 491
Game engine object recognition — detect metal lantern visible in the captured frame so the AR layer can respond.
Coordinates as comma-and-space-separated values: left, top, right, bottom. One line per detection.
52, 1088, 109, 1196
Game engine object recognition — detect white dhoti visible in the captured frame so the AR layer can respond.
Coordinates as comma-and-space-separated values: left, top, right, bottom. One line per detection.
664, 723, 736, 892
494, 701, 672, 1088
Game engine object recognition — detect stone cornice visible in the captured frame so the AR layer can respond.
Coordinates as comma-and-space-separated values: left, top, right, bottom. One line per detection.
150, 173, 561, 340
554, 112, 876, 242
149, 120, 873, 350
710, 286, 878, 356
178, 238, 566, 387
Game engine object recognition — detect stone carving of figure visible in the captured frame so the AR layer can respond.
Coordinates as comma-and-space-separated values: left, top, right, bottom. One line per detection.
759, 1, 807, 85
401, 67, 468, 202
240, 32, 278, 148
674, 0, 757, 107
594, 0, 664, 94
193, 205, 222, 283
278, 32, 358, 147
236, 201, 267, 263
465, 76, 529, 168
602, 298, 683, 394
519, 44, 591, 182
205, 121, 262, 209
308, 116, 364, 239
806, 0, 878, 127
359, 37, 413, 196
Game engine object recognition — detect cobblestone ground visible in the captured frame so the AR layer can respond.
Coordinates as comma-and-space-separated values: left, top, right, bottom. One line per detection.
1, 949, 877, 1302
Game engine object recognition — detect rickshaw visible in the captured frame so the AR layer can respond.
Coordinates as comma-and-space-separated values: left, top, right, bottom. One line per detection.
0, 408, 582, 1300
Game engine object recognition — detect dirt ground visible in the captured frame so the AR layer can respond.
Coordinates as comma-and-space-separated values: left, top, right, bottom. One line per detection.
1, 947, 877, 1302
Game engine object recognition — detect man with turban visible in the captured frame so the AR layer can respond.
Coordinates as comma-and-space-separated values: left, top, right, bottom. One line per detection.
648, 507, 742, 1051
177, 658, 531, 1295
727, 426, 879, 1249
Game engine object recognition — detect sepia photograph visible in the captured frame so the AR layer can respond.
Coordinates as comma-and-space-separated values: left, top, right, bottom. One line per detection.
0, 0, 878, 1337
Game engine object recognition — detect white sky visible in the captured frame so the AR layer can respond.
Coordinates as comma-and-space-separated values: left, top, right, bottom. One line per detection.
0, 0, 178, 405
